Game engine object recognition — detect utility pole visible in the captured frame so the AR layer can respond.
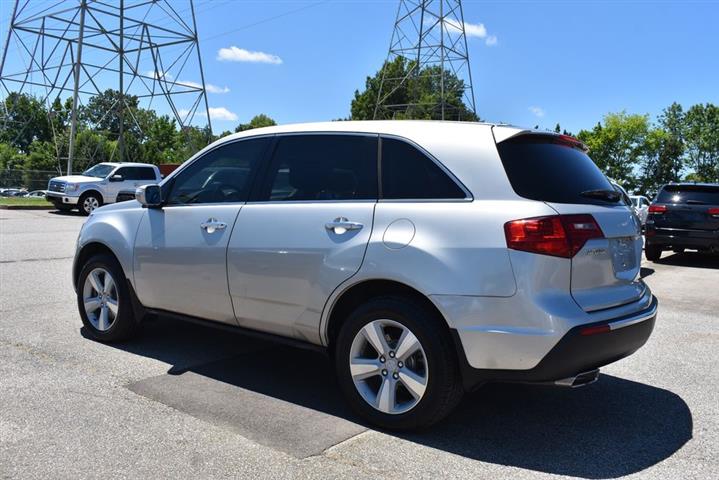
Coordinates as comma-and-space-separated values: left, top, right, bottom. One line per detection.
67, 0, 87, 175
374, 0, 477, 121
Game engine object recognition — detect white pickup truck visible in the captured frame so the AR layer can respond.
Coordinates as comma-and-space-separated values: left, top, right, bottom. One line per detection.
46, 162, 161, 215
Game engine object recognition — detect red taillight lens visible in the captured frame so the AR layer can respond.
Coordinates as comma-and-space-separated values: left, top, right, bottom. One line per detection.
648, 205, 667, 214
708, 207, 719, 217
580, 324, 611, 336
504, 214, 604, 258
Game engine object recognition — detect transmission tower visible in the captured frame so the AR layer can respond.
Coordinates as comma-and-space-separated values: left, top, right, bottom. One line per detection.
374, 0, 477, 121
0, 0, 213, 174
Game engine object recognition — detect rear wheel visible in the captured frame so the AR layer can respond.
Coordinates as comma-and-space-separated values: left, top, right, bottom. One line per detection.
77, 254, 139, 342
79, 192, 102, 215
335, 296, 463, 430
645, 244, 662, 261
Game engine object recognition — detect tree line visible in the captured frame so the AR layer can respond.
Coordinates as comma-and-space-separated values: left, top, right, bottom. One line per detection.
2, 64, 718, 196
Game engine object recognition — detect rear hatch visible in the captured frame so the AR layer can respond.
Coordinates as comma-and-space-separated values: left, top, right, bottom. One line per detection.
650, 184, 719, 231
495, 130, 644, 312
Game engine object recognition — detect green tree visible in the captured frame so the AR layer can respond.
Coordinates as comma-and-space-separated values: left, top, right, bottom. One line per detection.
350, 57, 478, 121
0, 92, 52, 152
683, 103, 719, 182
234, 114, 277, 132
81, 89, 141, 138
637, 103, 686, 194
577, 112, 650, 190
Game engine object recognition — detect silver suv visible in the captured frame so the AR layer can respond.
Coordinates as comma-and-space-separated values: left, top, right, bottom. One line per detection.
73, 121, 658, 430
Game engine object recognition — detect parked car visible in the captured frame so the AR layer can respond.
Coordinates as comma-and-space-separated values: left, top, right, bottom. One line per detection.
645, 183, 719, 261
630, 195, 651, 225
46, 162, 161, 215
73, 121, 657, 430
0, 188, 27, 197
24, 190, 49, 198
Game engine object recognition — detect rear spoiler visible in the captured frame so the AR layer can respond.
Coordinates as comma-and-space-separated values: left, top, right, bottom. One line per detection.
492, 126, 588, 151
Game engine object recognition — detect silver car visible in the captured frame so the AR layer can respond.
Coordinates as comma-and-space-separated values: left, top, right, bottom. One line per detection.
73, 121, 658, 430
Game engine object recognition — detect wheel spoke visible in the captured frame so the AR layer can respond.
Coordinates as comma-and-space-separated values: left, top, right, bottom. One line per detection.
362, 322, 389, 356
98, 306, 110, 331
399, 369, 427, 400
350, 358, 381, 381
395, 329, 420, 360
106, 298, 118, 316
103, 274, 115, 295
376, 377, 396, 413
88, 271, 103, 293
84, 296, 101, 313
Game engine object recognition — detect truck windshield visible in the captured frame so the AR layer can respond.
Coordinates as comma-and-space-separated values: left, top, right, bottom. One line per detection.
83, 164, 115, 178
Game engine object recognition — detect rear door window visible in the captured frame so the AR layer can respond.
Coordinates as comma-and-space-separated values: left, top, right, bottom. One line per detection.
260, 134, 378, 201
655, 185, 719, 204
496, 135, 616, 205
381, 137, 466, 199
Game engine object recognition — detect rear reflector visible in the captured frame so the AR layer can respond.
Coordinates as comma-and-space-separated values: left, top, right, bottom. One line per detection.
580, 324, 611, 336
648, 205, 667, 214
708, 207, 719, 217
504, 214, 604, 258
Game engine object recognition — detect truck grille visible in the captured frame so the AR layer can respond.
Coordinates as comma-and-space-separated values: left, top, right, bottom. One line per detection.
48, 180, 66, 193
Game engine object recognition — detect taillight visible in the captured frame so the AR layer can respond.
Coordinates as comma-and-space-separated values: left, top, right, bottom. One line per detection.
648, 205, 667, 214
708, 207, 719, 217
504, 214, 604, 258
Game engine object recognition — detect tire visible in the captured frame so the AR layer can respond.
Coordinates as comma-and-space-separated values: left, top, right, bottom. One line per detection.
334, 296, 463, 430
645, 244, 662, 262
76, 253, 139, 342
79, 191, 102, 216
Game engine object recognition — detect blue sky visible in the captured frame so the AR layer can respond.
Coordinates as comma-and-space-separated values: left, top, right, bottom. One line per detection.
2, 0, 719, 134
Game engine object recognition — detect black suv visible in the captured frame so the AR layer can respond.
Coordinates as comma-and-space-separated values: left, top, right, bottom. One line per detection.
645, 183, 719, 261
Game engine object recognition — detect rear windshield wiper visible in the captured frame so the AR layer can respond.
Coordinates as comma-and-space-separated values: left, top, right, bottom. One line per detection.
580, 189, 621, 202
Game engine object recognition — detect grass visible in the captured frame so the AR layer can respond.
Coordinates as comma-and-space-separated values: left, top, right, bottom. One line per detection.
0, 196, 52, 207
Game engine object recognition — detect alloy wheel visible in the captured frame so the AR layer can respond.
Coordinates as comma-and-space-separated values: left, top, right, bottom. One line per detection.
83, 196, 99, 214
349, 319, 428, 415
82, 267, 118, 331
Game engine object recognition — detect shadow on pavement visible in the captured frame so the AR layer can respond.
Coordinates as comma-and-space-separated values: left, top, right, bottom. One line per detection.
90, 317, 692, 478
655, 251, 719, 269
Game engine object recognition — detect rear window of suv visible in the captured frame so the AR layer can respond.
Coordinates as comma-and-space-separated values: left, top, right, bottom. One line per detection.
496, 134, 616, 205
655, 185, 719, 204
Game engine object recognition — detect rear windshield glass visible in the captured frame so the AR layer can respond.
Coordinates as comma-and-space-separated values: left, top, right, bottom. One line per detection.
655, 185, 719, 205
496, 135, 616, 205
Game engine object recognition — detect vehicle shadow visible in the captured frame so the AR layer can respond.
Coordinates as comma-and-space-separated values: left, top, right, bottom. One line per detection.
48, 209, 83, 217
88, 318, 692, 479
656, 251, 719, 269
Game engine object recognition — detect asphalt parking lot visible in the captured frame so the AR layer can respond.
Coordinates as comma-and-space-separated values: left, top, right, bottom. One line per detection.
1, 209, 717, 479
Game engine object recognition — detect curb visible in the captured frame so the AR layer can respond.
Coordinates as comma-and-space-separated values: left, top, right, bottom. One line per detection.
0, 205, 54, 210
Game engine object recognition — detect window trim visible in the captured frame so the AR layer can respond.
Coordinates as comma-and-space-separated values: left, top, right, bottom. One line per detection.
163, 135, 273, 207
378, 134, 473, 203
248, 131, 380, 204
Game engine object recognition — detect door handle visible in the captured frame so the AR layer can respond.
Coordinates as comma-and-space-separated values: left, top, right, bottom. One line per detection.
200, 218, 227, 233
325, 217, 363, 234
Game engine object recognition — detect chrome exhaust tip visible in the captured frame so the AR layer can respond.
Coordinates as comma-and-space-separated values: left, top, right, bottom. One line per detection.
554, 369, 600, 388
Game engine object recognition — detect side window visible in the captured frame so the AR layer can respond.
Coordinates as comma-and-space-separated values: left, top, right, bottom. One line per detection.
166, 137, 269, 205
381, 137, 466, 200
136, 167, 156, 180
114, 167, 133, 180
642, 198, 650, 207
262, 134, 378, 201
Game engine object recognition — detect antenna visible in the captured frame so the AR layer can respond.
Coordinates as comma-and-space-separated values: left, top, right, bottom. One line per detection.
374, 0, 477, 121
0, 0, 213, 174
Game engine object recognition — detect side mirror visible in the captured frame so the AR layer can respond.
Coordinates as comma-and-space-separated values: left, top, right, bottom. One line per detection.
136, 184, 163, 208
109, 174, 124, 182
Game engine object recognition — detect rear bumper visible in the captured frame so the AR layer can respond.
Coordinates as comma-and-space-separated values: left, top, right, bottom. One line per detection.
451, 295, 658, 391
646, 226, 718, 249
46, 192, 79, 205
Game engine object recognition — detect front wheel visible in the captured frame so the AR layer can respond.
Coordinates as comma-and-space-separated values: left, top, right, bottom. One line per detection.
645, 244, 662, 262
335, 296, 463, 430
77, 254, 139, 342
79, 192, 102, 216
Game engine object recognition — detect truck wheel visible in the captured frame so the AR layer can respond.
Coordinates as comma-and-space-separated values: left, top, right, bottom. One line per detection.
77, 253, 139, 342
334, 296, 463, 430
79, 192, 102, 215
645, 245, 662, 261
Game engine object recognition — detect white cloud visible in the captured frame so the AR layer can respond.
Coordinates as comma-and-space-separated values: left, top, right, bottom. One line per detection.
462, 21, 488, 38
146, 70, 173, 80
529, 106, 545, 118
485, 35, 498, 46
177, 107, 238, 122
177, 79, 230, 94
216, 46, 282, 64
